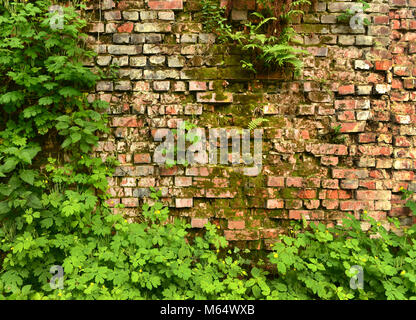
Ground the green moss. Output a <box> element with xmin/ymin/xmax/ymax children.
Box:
<box><xmin>181</xmin><ymin>95</ymin><xmax>195</xmax><ymax>105</ymax></box>
<box><xmin>233</xmin><ymin>93</ymin><xmax>264</xmax><ymax>105</ymax></box>
<box><xmin>280</xmin><ymin>187</ymin><xmax>297</xmax><ymax>199</ymax></box>
<box><xmin>266</xmin><ymin>115</ymin><xmax>286</xmax><ymax>127</ymax></box>
<box><xmin>291</xmin><ymin>154</ymin><xmax>321</xmax><ymax>177</ymax></box>
<box><xmin>200</xmin><ymin>92</ymin><xmax>213</xmax><ymax>100</ymax></box>
<box><xmin>184</xmin><ymin>67</ymin><xmax>219</xmax><ymax>80</ymax></box>
<box><xmin>219</xmin><ymin>67</ymin><xmax>253</xmax><ymax>80</ymax></box>
<box><xmin>297</xmin><ymin>24</ymin><xmax>329</xmax><ymax>34</ymax></box>
<box><xmin>198</xmin><ymin>112</ymin><xmax>232</xmax><ymax>127</ymax></box>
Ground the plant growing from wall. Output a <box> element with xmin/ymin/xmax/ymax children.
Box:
<box><xmin>200</xmin><ymin>0</ymin><xmax>310</xmax><ymax>76</ymax></box>
<box><xmin>337</xmin><ymin>0</ymin><xmax>371</xmax><ymax>27</ymax></box>
<box><xmin>161</xmin><ymin>121</ymin><xmax>201</xmax><ymax>168</ymax></box>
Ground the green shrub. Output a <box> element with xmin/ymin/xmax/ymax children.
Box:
<box><xmin>0</xmin><ymin>0</ymin><xmax>249</xmax><ymax>300</ymax></box>
<box><xmin>265</xmin><ymin>212</ymin><xmax>416</xmax><ymax>300</ymax></box>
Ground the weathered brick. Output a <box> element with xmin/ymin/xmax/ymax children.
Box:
<box><xmin>148</xmin><ymin>0</ymin><xmax>183</xmax><ymax>10</ymax></box>
<box><xmin>108</xmin><ymin>45</ymin><xmax>142</xmax><ymax>55</ymax></box>
<box><xmin>196</xmin><ymin>92</ymin><xmax>233</xmax><ymax>103</ymax></box>
<box><xmin>356</xmin><ymin>190</ymin><xmax>391</xmax><ymax>201</ymax></box>
<box><xmin>134</xmin><ymin>23</ymin><xmax>172</xmax><ymax>33</ymax></box>
<box><xmin>176</xmin><ymin>198</ymin><xmax>193</xmax><ymax>208</ymax></box>
<box><xmin>111</xmin><ymin>116</ymin><xmax>143</xmax><ymax>127</ymax></box>
<box><xmin>267</xmin><ymin>176</ymin><xmax>285</xmax><ymax>187</ymax></box>
<box><xmin>228</xmin><ymin>220</ymin><xmax>245</xmax><ymax>229</ymax></box>
<box><xmin>191</xmin><ymin>218</ymin><xmax>208</xmax><ymax>228</ymax></box>
<box><xmin>266</xmin><ymin>199</ymin><xmax>284</xmax><ymax>209</ymax></box>
<box><xmin>332</xmin><ymin>169</ymin><xmax>368</xmax><ymax>179</ymax></box>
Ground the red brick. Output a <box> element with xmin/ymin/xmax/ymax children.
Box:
<box><xmin>340</xmin><ymin>201</ymin><xmax>374</xmax><ymax>211</ymax></box>
<box><xmin>304</xmin><ymin>200</ymin><xmax>320</xmax><ymax>209</ymax></box>
<box><xmin>322</xmin><ymin>179</ymin><xmax>339</xmax><ymax>189</ymax></box>
<box><xmin>358</xmin><ymin>145</ymin><xmax>392</xmax><ymax>156</ymax></box>
<box><xmin>111</xmin><ymin>116</ymin><xmax>143</xmax><ymax>128</ymax></box>
<box><xmin>338</xmin><ymin>85</ymin><xmax>355</xmax><ymax>95</ymax></box>
<box><xmin>266</xmin><ymin>199</ymin><xmax>284</xmax><ymax>209</ymax></box>
<box><xmin>137</xmin><ymin>177</ymin><xmax>156</xmax><ymax>187</ymax></box>
<box><xmin>374</xmin><ymin>60</ymin><xmax>392</xmax><ymax>71</ymax></box>
<box><xmin>359</xmin><ymin>180</ymin><xmax>377</xmax><ymax>189</ymax></box>
<box><xmin>189</xmin><ymin>81</ymin><xmax>207</xmax><ymax>91</ymax></box>
<box><xmin>335</xmin><ymin>100</ymin><xmax>358</xmax><ymax>110</ymax></box>
<box><xmin>160</xmin><ymin>167</ymin><xmax>179</xmax><ymax>176</ymax></box>
<box><xmin>289</xmin><ymin>210</ymin><xmax>325</xmax><ymax>220</ymax></box>
<box><xmin>148</xmin><ymin>0</ymin><xmax>183</xmax><ymax>10</ymax></box>
<box><xmin>286</xmin><ymin>177</ymin><xmax>303</xmax><ymax>187</ymax></box>
<box><xmin>224</xmin><ymin>230</ymin><xmax>259</xmax><ymax>241</ymax></box>
<box><xmin>228</xmin><ymin>220</ymin><xmax>245</xmax><ymax>229</ymax></box>
<box><xmin>176</xmin><ymin>198</ymin><xmax>193</xmax><ymax>208</ymax></box>
<box><xmin>339</xmin><ymin>122</ymin><xmax>366</xmax><ymax>133</ymax></box>
<box><xmin>134</xmin><ymin>153</ymin><xmax>151</xmax><ymax>163</ymax></box>
<box><xmin>356</xmin><ymin>190</ymin><xmax>391</xmax><ymax>201</ymax></box>
<box><xmin>359</xmin><ymin>133</ymin><xmax>377</xmax><ymax>143</ymax></box>
<box><xmin>325</xmin><ymin>190</ymin><xmax>352</xmax><ymax>200</ymax></box>
<box><xmin>307</xmin><ymin>143</ymin><xmax>348</xmax><ymax>155</ymax></box>
<box><xmin>117</xmin><ymin>22</ymin><xmax>134</xmax><ymax>33</ymax></box>
<box><xmin>394</xmin><ymin>136</ymin><xmax>411</xmax><ymax>147</ymax></box>
<box><xmin>175</xmin><ymin>176</ymin><xmax>192</xmax><ymax>187</ymax></box>
<box><xmin>322</xmin><ymin>199</ymin><xmax>339</xmax><ymax>210</ymax></box>
<box><xmin>191</xmin><ymin>218</ymin><xmax>208</xmax><ymax>228</ymax></box>
<box><xmin>267</xmin><ymin>176</ymin><xmax>285</xmax><ymax>187</ymax></box>
<box><xmin>332</xmin><ymin>169</ymin><xmax>368</xmax><ymax>179</ymax></box>
<box><xmin>297</xmin><ymin>190</ymin><xmax>317</xmax><ymax>199</ymax></box>
<box><xmin>260</xmin><ymin>229</ymin><xmax>282</xmax><ymax>239</ymax></box>
<box><xmin>121</xmin><ymin>198</ymin><xmax>138</xmax><ymax>207</ymax></box>
<box><xmin>373</xmin><ymin>16</ymin><xmax>389</xmax><ymax>24</ymax></box>
<box><xmin>393</xmin><ymin>171</ymin><xmax>415</xmax><ymax>180</ymax></box>
<box><xmin>321</xmin><ymin>156</ymin><xmax>339</xmax><ymax>166</ymax></box>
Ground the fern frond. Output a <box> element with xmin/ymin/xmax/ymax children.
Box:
<box><xmin>248</xmin><ymin>118</ymin><xmax>269</xmax><ymax>130</ymax></box>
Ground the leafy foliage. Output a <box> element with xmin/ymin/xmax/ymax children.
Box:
<box><xmin>161</xmin><ymin>121</ymin><xmax>201</xmax><ymax>168</ymax></box>
<box><xmin>265</xmin><ymin>212</ymin><xmax>416</xmax><ymax>300</ymax></box>
<box><xmin>337</xmin><ymin>0</ymin><xmax>371</xmax><ymax>26</ymax></box>
<box><xmin>200</xmin><ymin>0</ymin><xmax>309</xmax><ymax>75</ymax></box>
<box><xmin>247</xmin><ymin>118</ymin><xmax>269</xmax><ymax>130</ymax></box>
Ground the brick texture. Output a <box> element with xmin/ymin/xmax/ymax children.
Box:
<box><xmin>87</xmin><ymin>0</ymin><xmax>416</xmax><ymax>248</ymax></box>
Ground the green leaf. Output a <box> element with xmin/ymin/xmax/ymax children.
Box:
<box><xmin>38</xmin><ymin>97</ymin><xmax>53</xmax><ymax>105</ymax></box>
<box><xmin>71</xmin><ymin>132</ymin><xmax>82</xmax><ymax>143</ymax></box>
<box><xmin>20</xmin><ymin>170</ymin><xmax>35</xmax><ymax>185</ymax></box>
<box><xmin>0</xmin><ymin>201</ymin><xmax>10</xmax><ymax>215</ymax></box>
<box><xmin>1</xmin><ymin>158</ymin><xmax>19</xmax><ymax>173</ymax></box>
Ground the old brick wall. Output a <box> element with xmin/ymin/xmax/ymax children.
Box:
<box><xmin>85</xmin><ymin>0</ymin><xmax>416</xmax><ymax>249</ymax></box>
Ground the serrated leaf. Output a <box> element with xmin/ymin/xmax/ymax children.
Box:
<box><xmin>20</xmin><ymin>170</ymin><xmax>35</xmax><ymax>185</ymax></box>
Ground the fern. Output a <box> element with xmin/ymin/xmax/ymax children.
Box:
<box><xmin>248</xmin><ymin>118</ymin><xmax>269</xmax><ymax>130</ymax></box>
<box><xmin>199</xmin><ymin>1</ymin><xmax>309</xmax><ymax>75</ymax></box>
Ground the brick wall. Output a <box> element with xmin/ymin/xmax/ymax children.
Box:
<box><xmin>85</xmin><ymin>0</ymin><xmax>416</xmax><ymax>249</ymax></box>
